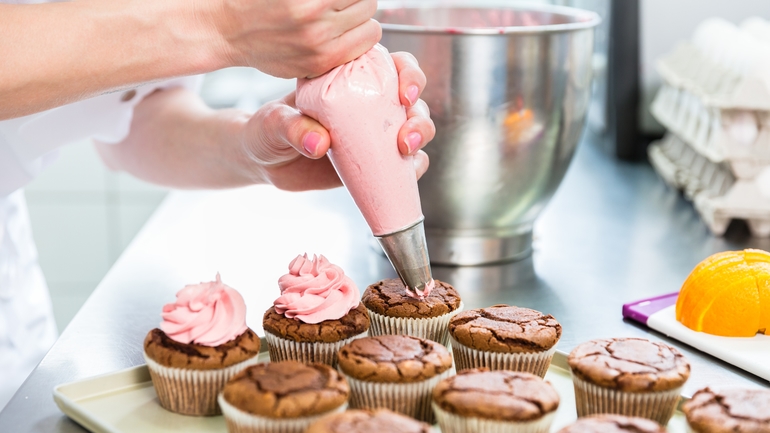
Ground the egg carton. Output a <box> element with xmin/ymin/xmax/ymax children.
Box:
<box><xmin>648</xmin><ymin>133</ymin><xmax>770</xmax><ymax>237</ymax></box>
<box><xmin>663</xmin><ymin>17</ymin><xmax>770</xmax><ymax>110</ymax></box>
<box><xmin>650</xmin><ymin>18</ymin><xmax>770</xmax><ymax>172</ymax></box>
<box><xmin>694</xmin><ymin>181</ymin><xmax>770</xmax><ymax>237</ymax></box>
<box><xmin>656</xmin><ymin>43</ymin><xmax>770</xmax><ymax>111</ymax></box>
<box><xmin>651</xmin><ymin>88</ymin><xmax>770</xmax><ymax>175</ymax></box>
<box><xmin>648</xmin><ymin>133</ymin><xmax>734</xmax><ymax>200</ymax></box>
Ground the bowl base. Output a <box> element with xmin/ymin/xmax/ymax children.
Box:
<box><xmin>426</xmin><ymin>230</ymin><xmax>533</xmax><ymax>266</ymax></box>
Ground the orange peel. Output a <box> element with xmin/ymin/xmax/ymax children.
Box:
<box><xmin>676</xmin><ymin>249</ymin><xmax>770</xmax><ymax>337</ymax></box>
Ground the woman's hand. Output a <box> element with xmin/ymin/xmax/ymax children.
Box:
<box><xmin>240</xmin><ymin>52</ymin><xmax>436</xmax><ymax>191</ymax></box>
<box><xmin>96</xmin><ymin>53</ymin><xmax>433</xmax><ymax>192</ymax></box>
<box><xmin>203</xmin><ymin>0</ymin><xmax>382</xmax><ymax>78</ymax></box>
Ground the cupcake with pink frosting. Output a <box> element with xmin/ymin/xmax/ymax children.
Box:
<box><xmin>143</xmin><ymin>274</ymin><xmax>261</xmax><ymax>416</ymax></box>
<box><xmin>263</xmin><ymin>254</ymin><xmax>370</xmax><ymax>367</ymax></box>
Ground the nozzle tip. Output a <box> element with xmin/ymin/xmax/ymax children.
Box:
<box><xmin>376</xmin><ymin>220</ymin><xmax>433</xmax><ymax>299</ymax></box>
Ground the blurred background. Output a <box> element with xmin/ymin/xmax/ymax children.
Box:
<box><xmin>28</xmin><ymin>0</ymin><xmax>770</xmax><ymax>331</ymax></box>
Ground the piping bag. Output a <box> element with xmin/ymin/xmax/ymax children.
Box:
<box><xmin>296</xmin><ymin>44</ymin><xmax>434</xmax><ymax>298</ymax></box>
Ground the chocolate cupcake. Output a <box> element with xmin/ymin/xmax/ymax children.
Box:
<box><xmin>362</xmin><ymin>278</ymin><xmax>462</xmax><ymax>345</ymax></box>
<box><xmin>337</xmin><ymin>334</ymin><xmax>453</xmax><ymax>423</ymax></box>
<box><xmin>305</xmin><ymin>409</ymin><xmax>433</xmax><ymax>433</ymax></box>
<box><xmin>449</xmin><ymin>305</ymin><xmax>561</xmax><ymax>377</ymax></box>
<box><xmin>218</xmin><ymin>361</ymin><xmax>349</xmax><ymax>433</ymax></box>
<box><xmin>264</xmin><ymin>254</ymin><xmax>369</xmax><ymax>367</ymax></box>
<box><xmin>683</xmin><ymin>387</ymin><xmax>770</xmax><ymax>433</ymax></box>
<box><xmin>568</xmin><ymin>338</ymin><xmax>690</xmax><ymax>425</ymax></box>
<box><xmin>432</xmin><ymin>369</ymin><xmax>560</xmax><ymax>433</ymax></box>
<box><xmin>143</xmin><ymin>274</ymin><xmax>260</xmax><ymax>416</ymax></box>
<box><xmin>557</xmin><ymin>415</ymin><xmax>667</xmax><ymax>433</ymax></box>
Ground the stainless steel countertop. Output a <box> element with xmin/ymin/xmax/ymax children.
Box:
<box><xmin>2</xmin><ymin>138</ymin><xmax>768</xmax><ymax>432</ymax></box>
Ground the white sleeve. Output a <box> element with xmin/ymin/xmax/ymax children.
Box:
<box><xmin>0</xmin><ymin>75</ymin><xmax>204</xmax><ymax>196</ymax></box>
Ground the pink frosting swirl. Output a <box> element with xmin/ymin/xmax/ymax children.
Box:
<box><xmin>406</xmin><ymin>278</ymin><xmax>435</xmax><ymax>299</ymax></box>
<box><xmin>274</xmin><ymin>254</ymin><xmax>360</xmax><ymax>324</ymax></box>
<box><xmin>160</xmin><ymin>273</ymin><xmax>248</xmax><ymax>346</ymax></box>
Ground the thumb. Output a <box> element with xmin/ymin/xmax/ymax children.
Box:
<box><xmin>248</xmin><ymin>93</ymin><xmax>331</xmax><ymax>167</ymax></box>
<box><xmin>280</xmin><ymin>93</ymin><xmax>331</xmax><ymax>160</ymax></box>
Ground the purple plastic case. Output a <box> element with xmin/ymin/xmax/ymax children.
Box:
<box><xmin>622</xmin><ymin>292</ymin><xmax>679</xmax><ymax>326</ymax></box>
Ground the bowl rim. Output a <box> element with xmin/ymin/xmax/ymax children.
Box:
<box><xmin>376</xmin><ymin>0</ymin><xmax>602</xmax><ymax>35</ymax></box>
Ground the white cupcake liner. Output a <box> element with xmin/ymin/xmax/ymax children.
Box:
<box><xmin>218</xmin><ymin>395</ymin><xmax>347</xmax><ymax>433</ymax></box>
<box><xmin>144</xmin><ymin>352</ymin><xmax>261</xmax><ymax>416</ymax></box>
<box><xmin>571</xmin><ymin>373</ymin><xmax>682</xmax><ymax>425</ymax></box>
<box><xmin>450</xmin><ymin>336</ymin><xmax>556</xmax><ymax>378</ymax></box>
<box><xmin>367</xmin><ymin>302</ymin><xmax>464</xmax><ymax>346</ymax></box>
<box><xmin>341</xmin><ymin>368</ymin><xmax>453</xmax><ymax>424</ymax></box>
<box><xmin>433</xmin><ymin>402</ymin><xmax>556</xmax><ymax>433</ymax></box>
<box><xmin>264</xmin><ymin>331</ymin><xmax>367</xmax><ymax>368</ymax></box>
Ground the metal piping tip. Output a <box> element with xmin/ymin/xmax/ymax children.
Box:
<box><xmin>376</xmin><ymin>219</ymin><xmax>433</xmax><ymax>298</ymax></box>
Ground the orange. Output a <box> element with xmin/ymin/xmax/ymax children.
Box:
<box><xmin>676</xmin><ymin>251</ymin><xmax>745</xmax><ymax>321</ymax></box>
<box><xmin>504</xmin><ymin>109</ymin><xmax>535</xmax><ymax>144</ymax></box>
<box><xmin>676</xmin><ymin>249</ymin><xmax>770</xmax><ymax>337</ymax></box>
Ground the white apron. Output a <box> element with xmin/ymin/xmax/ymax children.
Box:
<box><xmin>0</xmin><ymin>27</ymin><xmax>201</xmax><ymax>405</ymax></box>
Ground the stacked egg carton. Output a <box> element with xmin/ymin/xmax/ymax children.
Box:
<box><xmin>648</xmin><ymin>17</ymin><xmax>770</xmax><ymax>236</ymax></box>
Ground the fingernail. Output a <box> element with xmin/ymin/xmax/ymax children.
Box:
<box><xmin>405</xmin><ymin>132</ymin><xmax>422</xmax><ymax>153</ymax></box>
<box><xmin>405</xmin><ymin>85</ymin><xmax>419</xmax><ymax>106</ymax></box>
<box><xmin>303</xmin><ymin>132</ymin><xmax>321</xmax><ymax>156</ymax></box>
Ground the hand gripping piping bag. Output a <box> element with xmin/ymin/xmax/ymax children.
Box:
<box><xmin>296</xmin><ymin>44</ymin><xmax>433</xmax><ymax>297</ymax></box>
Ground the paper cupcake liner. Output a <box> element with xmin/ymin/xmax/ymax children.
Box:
<box><xmin>265</xmin><ymin>331</ymin><xmax>367</xmax><ymax>368</ymax></box>
<box><xmin>341</xmin><ymin>368</ymin><xmax>453</xmax><ymax>424</ymax></box>
<box><xmin>433</xmin><ymin>402</ymin><xmax>556</xmax><ymax>433</ymax></box>
<box><xmin>144</xmin><ymin>352</ymin><xmax>260</xmax><ymax>416</ymax></box>
<box><xmin>450</xmin><ymin>336</ymin><xmax>556</xmax><ymax>378</ymax></box>
<box><xmin>571</xmin><ymin>373</ymin><xmax>682</xmax><ymax>425</ymax></box>
<box><xmin>367</xmin><ymin>302</ymin><xmax>464</xmax><ymax>346</ymax></box>
<box><xmin>218</xmin><ymin>394</ymin><xmax>347</xmax><ymax>433</ymax></box>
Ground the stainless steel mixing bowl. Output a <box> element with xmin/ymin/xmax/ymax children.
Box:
<box><xmin>377</xmin><ymin>1</ymin><xmax>600</xmax><ymax>265</ymax></box>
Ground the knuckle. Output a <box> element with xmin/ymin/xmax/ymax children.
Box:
<box><xmin>287</xmin><ymin>2</ymin><xmax>322</xmax><ymax>25</ymax></box>
<box><xmin>419</xmin><ymin>99</ymin><xmax>431</xmax><ymax>117</ymax></box>
<box><xmin>364</xmin><ymin>0</ymin><xmax>378</xmax><ymax>17</ymax></box>
<box><xmin>408</xmin><ymin>99</ymin><xmax>430</xmax><ymax>119</ymax></box>
<box><xmin>260</xmin><ymin>104</ymin><xmax>293</xmax><ymax>139</ymax></box>
<box><xmin>306</xmin><ymin>54</ymin><xmax>331</xmax><ymax>76</ymax></box>
<box><xmin>393</xmin><ymin>51</ymin><xmax>419</xmax><ymax>67</ymax></box>
<box><xmin>402</xmin><ymin>51</ymin><xmax>419</xmax><ymax>66</ymax></box>
<box><xmin>371</xmin><ymin>20</ymin><xmax>383</xmax><ymax>40</ymax></box>
<box><xmin>303</xmin><ymin>23</ymin><xmax>333</xmax><ymax>45</ymax></box>
<box><xmin>425</xmin><ymin>113</ymin><xmax>436</xmax><ymax>133</ymax></box>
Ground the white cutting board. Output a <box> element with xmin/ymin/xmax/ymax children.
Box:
<box><xmin>647</xmin><ymin>305</ymin><xmax>770</xmax><ymax>382</ymax></box>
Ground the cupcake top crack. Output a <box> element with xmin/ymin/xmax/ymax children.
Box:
<box><xmin>362</xmin><ymin>279</ymin><xmax>461</xmax><ymax>318</ymax></box>
<box><xmin>262</xmin><ymin>303</ymin><xmax>370</xmax><ymax>343</ymax></box>
<box><xmin>683</xmin><ymin>387</ymin><xmax>770</xmax><ymax>433</ymax></box>
<box><xmin>337</xmin><ymin>335</ymin><xmax>452</xmax><ymax>382</ymax></box>
<box><xmin>221</xmin><ymin>361</ymin><xmax>349</xmax><ymax>418</ymax></box>
<box><xmin>556</xmin><ymin>415</ymin><xmax>667</xmax><ymax>433</ymax></box>
<box><xmin>567</xmin><ymin>338</ymin><xmax>690</xmax><ymax>392</ymax></box>
<box><xmin>432</xmin><ymin>369</ymin><xmax>559</xmax><ymax>421</ymax></box>
<box><xmin>143</xmin><ymin>328</ymin><xmax>260</xmax><ymax>370</ymax></box>
<box><xmin>449</xmin><ymin>305</ymin><xmax>561</xmax><ymax>353</ymax></box>
<box><xmin>305</xmin><ymin>409</ymin><xmax>432</xmax><ymax>433</ymax></box>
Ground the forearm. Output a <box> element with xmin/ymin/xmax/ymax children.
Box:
<box><xmin>96</xmin><ymin>87</ymin><xmax>259</xmax><ymax>189</ymax></box>
<box><xmin>0</xmin><ymin>0</ymin><xmax>225</xmax><ymax>120</ymax></box>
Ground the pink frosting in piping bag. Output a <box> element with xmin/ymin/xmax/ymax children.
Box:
<box><xmin>274</xmin><ymin>254</ymin><xmax>360</xmax><ymax>324</ymax></box>
<box><xmin>295</xmin><ymin>44</ymin><xmax>423</xmax><ymax>236</ymax></box>
<box><xmin>160</xmin><ymin>273</ymin><xmax>248</xmax><ymax>346</ymax></box>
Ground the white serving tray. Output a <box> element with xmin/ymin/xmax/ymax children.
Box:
<box><xmin>54</xmin><ymin>351</ymin><xmax>689</xmax><ymax>433</ymax></box>
<box><xmin>647</xmin><ymin>305</ymin><xmax>770</xmax><ymax>382</ymax></box>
